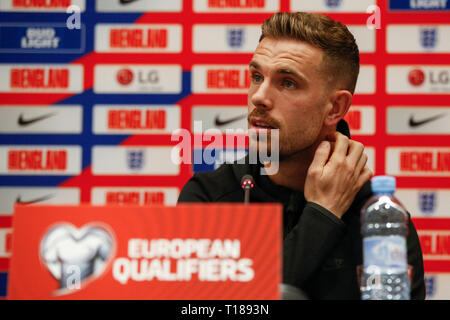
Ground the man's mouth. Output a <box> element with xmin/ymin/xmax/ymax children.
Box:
<box><xmin>249</xmin><ymin>117</ymin><xmax>277</xmax><ymax>130</ymax></box>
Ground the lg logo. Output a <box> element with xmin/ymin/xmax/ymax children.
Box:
<box><xmin>117</xmin><ymin>68</ymin><xmax>134</xmax><ymax>86</ymax></box>
<box><xmin>408</xmin><ymin>69</ymin><xmax>425</xmax><ymax>86</ymax></box>
<box><xmin>408</xmin><ymin>69</ymin><xmax>449</xmax><ymax>87</ymax></box>
<box><xmin>116</xmin><ymin>69</ymin><xmax>160</xmax><ymax>86</ymax></box>
<box><xmin>138</xmin><ymin>70</ymin><xmax>159</xmax><ymax>84</ymax></box>
<box><xmin>430</xmin><ymin>71</ymin><xmax>449</xmax><ymax>84</ymax></box>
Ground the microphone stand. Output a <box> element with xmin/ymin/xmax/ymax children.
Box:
<box><xmin>241</xmin><ymin>174</ymin><xmax>254</xmax><ymax>205</ymax></box>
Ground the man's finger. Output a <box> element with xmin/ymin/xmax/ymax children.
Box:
<box><xmin>308</xmin><ymin>141</ymin><xmax>331</xmax><ymax>174</ymax></box>
<box><xmin>357</xmin><ymin>166</ymin><xmax>373</xmax><ymax>188</ymax></box>
<box><xmin>347</xmin><ymin>140</ymin><xmax>365</xmax><ymax>168</ymax></box>
<box><xmin>355</xmin><ymin>152</ymin><xmax>368</xmax><ymax>175</ymax></box>
<box><xmin>329</xmin><ymin>132</ymin><xmax>349</xmax><ymax>164</ymax></box>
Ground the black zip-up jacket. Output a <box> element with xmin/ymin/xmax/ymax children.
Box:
<box><xmin>178</xmin><ymin>123</ymin><xmax>425</xmax><ymax>300</ymax></box>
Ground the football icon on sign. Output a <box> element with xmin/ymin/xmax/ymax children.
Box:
<box><xmin>39</xmin><ymin>223</ymin><xmax>115</xmax><ymax>294</ymax></box>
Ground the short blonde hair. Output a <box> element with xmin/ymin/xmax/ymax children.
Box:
<box><xmin>260</xmin><ymin>12</ymin><xmax>360</xmax><ymax>94</ymax></box>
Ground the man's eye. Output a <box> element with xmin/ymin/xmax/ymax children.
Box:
<box><xmin>283</xmin><ymin>79</ymin><xmax>296</xmax><ymax>88</ymax></box>
<box><xmin>251</xmin><ymin>73</ymin><xmax>263</xmax><ymax>83</ymax></box>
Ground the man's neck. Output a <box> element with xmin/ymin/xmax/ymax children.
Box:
<box><xmin>264</xmin><ymin>143</ymin><xmax>318</xmax><ymax>192</ymax></box>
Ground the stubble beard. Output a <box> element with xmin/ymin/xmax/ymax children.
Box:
<box><xmin>277</xmin><ymin>129</ymin><xmax>320</xmax><ymax>162</ymax></box>
<box><xmin>249</xmin><ymin>129</ymin><xmax>313</xmax><ymax>161</ymax></box>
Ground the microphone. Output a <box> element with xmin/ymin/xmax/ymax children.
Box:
<box><xmin>240</xmin><ymin>174</ymin><xmax>254</xmax><ymax>204</ymax></box>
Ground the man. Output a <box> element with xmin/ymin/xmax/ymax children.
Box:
<box><xmin>178</xmin><ymin>12</ymin><xmax>425</xmax><ymax>299</ymax></box>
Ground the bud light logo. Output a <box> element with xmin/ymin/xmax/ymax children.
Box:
<box><xmin>420</xmin><ymin>27</ymin><xmax>437</xmax><ymax>49</ymax></box>
<box><xmin>424</xmin><ymin>275</ymin><xmax>436</xmax><ymax>298</ymax></box>
<box><xmin>227</xmin><ymin>28</ymin><xmax>245</xmax><ymax>49</ymax></box>
<box><xmin>0</xmin><ymin>25</ymin><xmax>84</xmax><ymax>54</ymax></box>
<box><xmin>40</xmin><ymin>223</ymin><xmax>115</xmax><ymax>294</ymax></box>
<box><xmin>389</xmin><ymin>0</ymin><xmax>450</xmax><ymax>11</ymax></box>
<box><xmin>418</xmin><ymin>192</ymin><xmax>437</xmax><ymax>215</ymax></box>
<box><xmin>325</xmin><ymin>0</ymin><xmax>342</xmax><ymax>8</ymax></box>
<box><xmin>408</xmin><ymin>69</ymin><xmax>426</xmax><ymax>86</ymax></box>
<box><xmin>127</xmin><ymin>149</ymin><xmax>145</xmax><ymax>170</ymax></box>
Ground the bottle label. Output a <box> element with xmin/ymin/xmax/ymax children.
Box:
<box><xmin>363</xmin><ymin>236</ymin><xmax>407</xmax><ymax>270</ymax></box>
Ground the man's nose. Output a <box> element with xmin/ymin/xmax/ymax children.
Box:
<box><xmin>250</xmin><ymin>79</ymin><xmax>273</xmax><ymax>111</ymax></box>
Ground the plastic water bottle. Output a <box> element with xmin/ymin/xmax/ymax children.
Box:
<box><xmin>360</xmin><ymin>176</ymin><xmax>410</xmax><ymax>300</ymax></box>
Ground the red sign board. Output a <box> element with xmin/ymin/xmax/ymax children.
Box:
<box><xmin>7</xmin><ymin>204</ymin><xmax>282</xmax><ymax>300</ymax></box>
<box><xmin>412</xmin><ymin>218</ymin><xmax>450</xmax><ymax>272</ymax></box>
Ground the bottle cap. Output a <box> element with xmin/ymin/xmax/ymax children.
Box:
<box><xmin>371</xmin><ymin>175</ymin><xmax>396</xmax><ymax>194</ymax></box>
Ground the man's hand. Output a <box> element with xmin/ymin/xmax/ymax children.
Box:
<box><xmin>304</xmin><ymin>132</ymin><xmax>373</xmax><ymax>219</ymax></box>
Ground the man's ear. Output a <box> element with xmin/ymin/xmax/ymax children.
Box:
<box><xmin>324</xmin><ymin>90</ymin><xmax>353</xmax><ymax>127</ymax></box>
